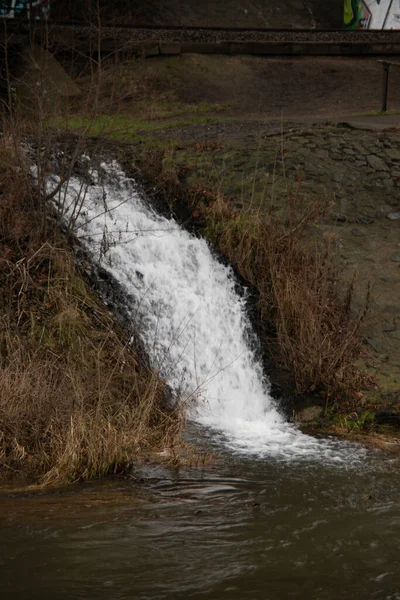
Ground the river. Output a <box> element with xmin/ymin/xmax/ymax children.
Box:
<box><xmin>1</xmin><ymin>430</ymin><xmax>400</xmax><ymax>599</ymax></box>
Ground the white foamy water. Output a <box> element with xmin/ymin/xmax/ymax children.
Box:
<box><xmin>46</xmin><ymin>159</ymin><xmax>364</xmax><ymax>461</ymax></box>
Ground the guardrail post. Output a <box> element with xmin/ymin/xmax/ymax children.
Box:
<box><xmin>381</xmin><ymin>61</ymin><xmax>390</xmax><ymax>113</ymax></box>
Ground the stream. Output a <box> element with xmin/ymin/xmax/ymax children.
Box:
<box><xmin>1</xmin><ymin>437</ymin><xmax>400</xmax><ymax>599</ymax></box>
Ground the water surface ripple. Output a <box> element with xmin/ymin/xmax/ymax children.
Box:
<box><xmin>2</xmin><ymin>449</ymin><xmax>400</xmax><ymax>600</ymax></box>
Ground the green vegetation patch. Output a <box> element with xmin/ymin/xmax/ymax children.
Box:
<box><xmin>51</xmin><ymin>114</ymin><xmax>227</xmax><ymax>143</ymax></box>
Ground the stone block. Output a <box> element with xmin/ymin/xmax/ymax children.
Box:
<box><xmin>180</xmin><ymin>42</ymin><xmax>230</xmax><ymax>54</ymax></box>
<box><xmin>143</xmin><ymin>44</ymin><xmax>159</xmax><ymax>57</ymax></box>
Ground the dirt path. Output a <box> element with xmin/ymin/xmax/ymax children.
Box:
<box><xmin>137</xmin><ymin>55</ymin><xmax>400</xmax><ymax>121</ymax></box>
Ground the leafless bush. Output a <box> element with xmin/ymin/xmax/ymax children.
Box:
<box><xmin>0</xmin><ymin>13</ymin><xmax>185</xmax><ymax>483</ymax></box>
<box><xmin>202</xmin><ymin>191</ymin><xmax>368</xmax><ymax>404</ymax></box>
<box><xmin>0</xmin><ymin>146</ymin><xmax>182</xmax><ymax>482</ymax></box>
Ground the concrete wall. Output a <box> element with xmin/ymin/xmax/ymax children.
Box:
<box><xmin>150</xmin><ymin>40</ymin><xmax>400</xmax><ymax>57</ymax></box>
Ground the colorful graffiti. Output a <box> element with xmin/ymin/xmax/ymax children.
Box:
<box><xmin>0</xmin><ymin>1</ymin><xmax>49</xmax><ymax>19</ymax></box>
<box><xmin>344</xmin><ymin>0</ymin><xmax>400</xmax><ymax>29</ymax></box>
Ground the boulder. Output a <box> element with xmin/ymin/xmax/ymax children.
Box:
<box><xmin>295</xmin><ymin>405</ymin><xmax>323</xmax><ymax>422</ymax></box>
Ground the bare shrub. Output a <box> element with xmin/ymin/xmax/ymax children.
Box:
<box><xmin>0</xmin><ymin>135</ymin><xmax>182</xmax><ymax>484</ymax></box>
<box><xmin>201</xmin><ymin>191</ymin><xmax>367</xmax><ymax>404</ymax></box>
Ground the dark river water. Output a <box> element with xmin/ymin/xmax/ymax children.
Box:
<box><xmin>1</xmin><ymin>436</ymin><xmax>400</xmax><ymax>600</ymax></box>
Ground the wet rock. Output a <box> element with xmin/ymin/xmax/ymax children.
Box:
<box><xmin>374</xmin><ymin>410</ymin><xmax>400</xmax><ymax>427</ymax></box>
<box><xmin>390</xmin><ymin>253</ymin><xmax>400</xmax><ymax>262</ymax></box>
<box><xmin>386</xmin><ymin>148</ymin><xmax>400</xmax><ymax>160</ymax></box>
<box><xmin>366</xmin><ymin>155</ymin><xmax>389</xmax><ymax>171</ymax></box>
<box><xmin>295</xmin><ymin>405</ymin><xmax>323</xmax><ymax>422</ymax></box>
<box><xmin>387</xmin><ymin>212</ymin><xmax>400</xmax><ymax>220</ymax></box>
<box><xmin>354</xmin><ymin>216</ymin><xmax>374</xmax><ymax>225</ymax></box>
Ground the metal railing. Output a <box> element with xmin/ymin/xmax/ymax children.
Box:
<box><xmin>379</xmin><ymin>59</ymin><xmax>400</xmax><ymax>112</ymax></box>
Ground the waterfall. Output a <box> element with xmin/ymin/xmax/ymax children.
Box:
<box><xmin>47</xmin><ymin>159</ymin><xmax>363</xmax><ymax>460</ymax></box>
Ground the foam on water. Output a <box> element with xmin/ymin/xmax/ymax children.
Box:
<box><xmin>46</xmin><ymin>159</ymin><xmax>364</xmax><ymax>462</ymax></box>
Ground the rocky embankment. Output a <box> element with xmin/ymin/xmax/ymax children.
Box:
<box><xmin>296</xmin><ymin>125</ymin><xmax>400</xmax><ymax>415</ymax></box>
<box><xmin>273</xmin><ymin>124</ymin><xmax>400</xmax><ymax>413</ymax></box>
<box><xmin>152</xmin><ymin>120</ymin><xmax>400</xmax><ymax>416</ymax></box>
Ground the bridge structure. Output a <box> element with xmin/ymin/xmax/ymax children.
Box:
<box><xmin>3</xmin><ymin>22</ymin><xmax>400</xmax><ymax>58</ymax></box>
<box><xmin>1</xmin><ymin>1</ymin><xmax>400</xmax><ymax>59</ymax></box>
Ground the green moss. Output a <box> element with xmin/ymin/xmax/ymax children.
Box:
<box><xmin>50</xmin><ymin>114</ymin><xmax>227</xmax><ymax>142</ymax></box>
<box><xmin>335</xmin><ymin>411</ymin><xmax>375</xmax><ymax>432</ymax></box>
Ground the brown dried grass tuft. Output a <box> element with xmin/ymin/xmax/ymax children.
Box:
<box><xmin>201</xmin><ymin>191</ymin><xmax>367</xmax><ymax>404</ymax></box>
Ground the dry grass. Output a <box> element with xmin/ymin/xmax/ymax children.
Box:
<box><xmin>202</xmin><ymin>192</ymin><xmax>368</xmax><ymax>404</ymax></box>
<box><xmin>0</xmin><ymin>136</ymin><xmax>182</xmax><ymax>485</ymax></box>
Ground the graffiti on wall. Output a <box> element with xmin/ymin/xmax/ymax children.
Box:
<box><xmin>344</xmin><ymin>0</ymin><xmax>400</xmax><ymax>29</ymax></box>
<box><xmin>0</xmin><ymin>1</ymin><xmax>49</xmax><ymax>19</ymax></box>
